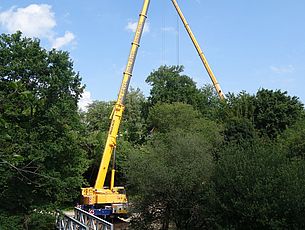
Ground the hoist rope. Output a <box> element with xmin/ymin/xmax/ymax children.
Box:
<box><xmin>161</xmin><ymin>0</ymin><xmax>166</xmax><ymax>65</ymax></box>
<box><xmin>176</xmin><ymin>11</ymin><xmax>180</xmax><ymax>66</ymax></box>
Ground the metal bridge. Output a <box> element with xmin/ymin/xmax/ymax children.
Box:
<box><xmin>55</xmin><ymin>207</ymin><xmax>113</xmax><ymax>230</ymax></box>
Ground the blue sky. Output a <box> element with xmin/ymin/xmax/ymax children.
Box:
<box><xmin>1</xmin><ymin>1</ymin><xmax>305</xmax><ymax>109</ymax></box>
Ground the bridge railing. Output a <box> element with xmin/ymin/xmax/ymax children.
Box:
<box><xmin>55</xmin><ymin>210</ymin><xmax>89</xmax><ymax>230</ymax></box>
<box><xmin>74</xmin><ymin>207</ymin><xmax>113</xmax><ymax>230</ymax></box>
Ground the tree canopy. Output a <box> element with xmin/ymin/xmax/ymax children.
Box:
<box><xmin>146</xmin><ymin>65</ymin><xmax>200</xmax><ymax>107</ymax></box>
<box><xmin>127</xmin><ymin>103</ymin><xmax>222</xmax><ymax>229</ymax></box>
<box><xmin>0</xmin><ymin>32</ymin><xmax>88</xmax><ymax>229</ymax></box>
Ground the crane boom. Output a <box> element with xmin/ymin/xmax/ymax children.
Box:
<box><xmin>94</xmin><ymin>0</ymin><xmax>150</xmax><ymax>189</ymax></box>
<box><xmin>171</xmin><ymin>0</ymin><xmax>225</xmax><ymax>99</ymax></box>
<box><xmin>81</xmin><ymin>0</ymin><xmax>150</xmax><ymax>216</ymax></box>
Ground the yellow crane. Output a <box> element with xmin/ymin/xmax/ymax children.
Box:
<box><xmin>81</xmin><ymin>0</ymin><xmax>224</xmax><ymax>216</ymax></box>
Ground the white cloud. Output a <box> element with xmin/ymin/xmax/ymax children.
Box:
<box><xmin>0</xmin><ymin>4</ymin><xmax>55</xmax><ymax>38</ymax></box>
<box><xmin>125</xmin><ymin>21</ymin><xmax>150</xmax><ymax>33</ymax></box>
<box><xmin>270</xmin><ymin>65</ymin><xmax>295</xmax><ymax>74</ymax></box>
<box><xmin>0</xmin><ymin>4</ymin><xmax>75</xmax><ymax>49</ymax></box>
<box><xmin>52</xmin><ymin>31</ymin><xmax>75</xmax><ymax>49</ymax></box>
<box><xmin>78</xmin><ymin>90</ymin><xmax>93</xmax><ymax>112</ymax></box>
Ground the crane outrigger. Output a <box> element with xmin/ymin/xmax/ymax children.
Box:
<box><xmin>81</xmin><ymin>0</ymin><xmax>224</xmax><ymax>216</ymax></box>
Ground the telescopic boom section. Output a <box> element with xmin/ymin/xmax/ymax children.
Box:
<box><xmin>94</xmin><ymin>0</ymin><xmax>150</xmax><ymax>189</ymax></box>
<box><xmin>171</xmin><ymin>0</ymin><xmax>225</xmax><ymax>100</ymax></box>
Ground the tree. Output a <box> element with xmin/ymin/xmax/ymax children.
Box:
<box><xmin>81</xmin><ymin>88</ymin><xmax>146</xmax><ymax>186</ymax></box>
<box><xmin>80</xmin><ymin>101</ymin><xmax>114</xmax><ymax>185</ymax></box>
<box><xmin>0</xmin><ymin>32</ymin><xmax>88</xmax><ymax>228</ymax></box>
<box><xmin>222</xmin><ymin>91</ymin><xmax>256</xmax><ymax>121</ymax></box>
<box><xmin>220</xmin><ymin>89</ymin><xmax>304</xmax><ymax>142</ymax></box>
<box><xmin>146</xmin><ymin>65</ymin><xmax>200</xmax><ymax>108</ymax></box>
<box><xmin>279</xmin><ymin>119</ymin><xmax>305</xmax><ymax>159</ymax></box>
<box><xmin>196</xmin><ymin>84</ymin><xmax>223</xmax><ymax>119</ymax></box>
<box><xmin>122</xmin><ymin>87</ymin><xmax>147</xmax><ymax>144</ymax></box>
<box><xmin>126</xmin><ymin>103</ymin><xmax>223</xmax><ymax>229</ymax></box>
<box><xmin>147</xmin><ymin>102</ymin><xmax>204</xmax><ymax>133</ymax></box>
<box><xmin>213</xmin><ymin>138</ymin><xmax>305</xmax><ymax>229</ymax></box>
<box><xmin>83</xmin><ymin>100</ymin><xmax>113</xmax><ymax>132</ymax></box>
<box><xmin>223</xmin><ymin>116</ymin><xmax>256</xmax><ymax>144</ymax></box>
<box><xmin>253</xmin><ymin>89</ymin><xmax>304</xmax><ymax>138</ymax></box>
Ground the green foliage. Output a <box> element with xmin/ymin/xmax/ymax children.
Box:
<box><xmin>127</xmin><ymin>103</ymin><xmax>223</xmax><ymax>229</ymax></box>
<box><xmin>223</xmin><ymin>117</ymin><xmax>256</xmax><ymax>144</ymax></box>
<box><xmin>197</xmin><ymin>84</ymin><xmax>223</xmax><ymax>119</ymax></box>
<box><xmin>83</xmin><ymin>101</ymin><xmax>114</xmax><ymax>132</ymax></box>
<box><xmin>213</xmin><ymin>139</ymin><xmax>305</xmax><ymax>229</ymax></box>
<box><xmin>146</xmin><ymin>65</ymin><xmax>200</xmax><ymax>108</ymax></box>
<box><xmin>147</xmin><ymin>102</ymin><xmax>203</xmax><ymax>133</ymax></box>
<box><xmin>25</xmin><ymin>211</ymin><xmax>55</xmax><ymax>230</ymax></box>
<box><xmin>222</xmin><ymin>89</ymin><xmax>304</xmax><ymax>140</ymax></box>
<box><xmin>0</xmin><ymin>32</ymin><xmax>88</xmax><ymax>226</ymax></box>
<box><xmin>80</xmin><ymin>101</ymin><xmax>113</xmax><ymax>185</ymax></box>
<box><xmin>253</xmin><ymin>89</ymin><xmax>304</xmax><ymax>138</ymax></box>
<box><xmin>223</xmin><ymin>91</ymin><xmax>256</xmax><ymax>120</ymax></box>
<box><xmin>80</xmin><ymin>101</ymin><xmax>112</xmax><ymax>177</ymax></box>
<box><xmin>279</xmin><ymin>119</ymin><xmax>305</xmax><ymax>159</ymax></box>
<box><xmin>145</xmin><ymin>65</ymin><xmax>223</xmax><ymax>121</ymax></box>
<box><xmin>0</xmin><ymin>211</ymin><xmax>55</xmax><ymax>230</ymax></box>
<box><xmin>122</xmin><ymin>87</ymin><xmax>147</xmax><ymax>144</ymax></box>
<box><xmin>0</xmin><ymin>213</ymin><xmax>23</xmax><ymax>230</ymax></box>
<box><xmin>124</xmin><ymin>72</ymin><xmax>305</xmax><ymax>229</ymax></box>
<box><xmin>80</xmin><ymin>88</ymin><xmax>146</xmax><ymax>186</ymax></box>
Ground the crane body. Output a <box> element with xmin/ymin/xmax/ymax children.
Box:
<box><xmin>81</xmin><ymin>0</ymin><xmax>224</xmax><ymax>217</ymax></box>
<box><xmin>81</xmin><ymin>0</ymin><xmax>150</xmax><ymax>216</ymax></box>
